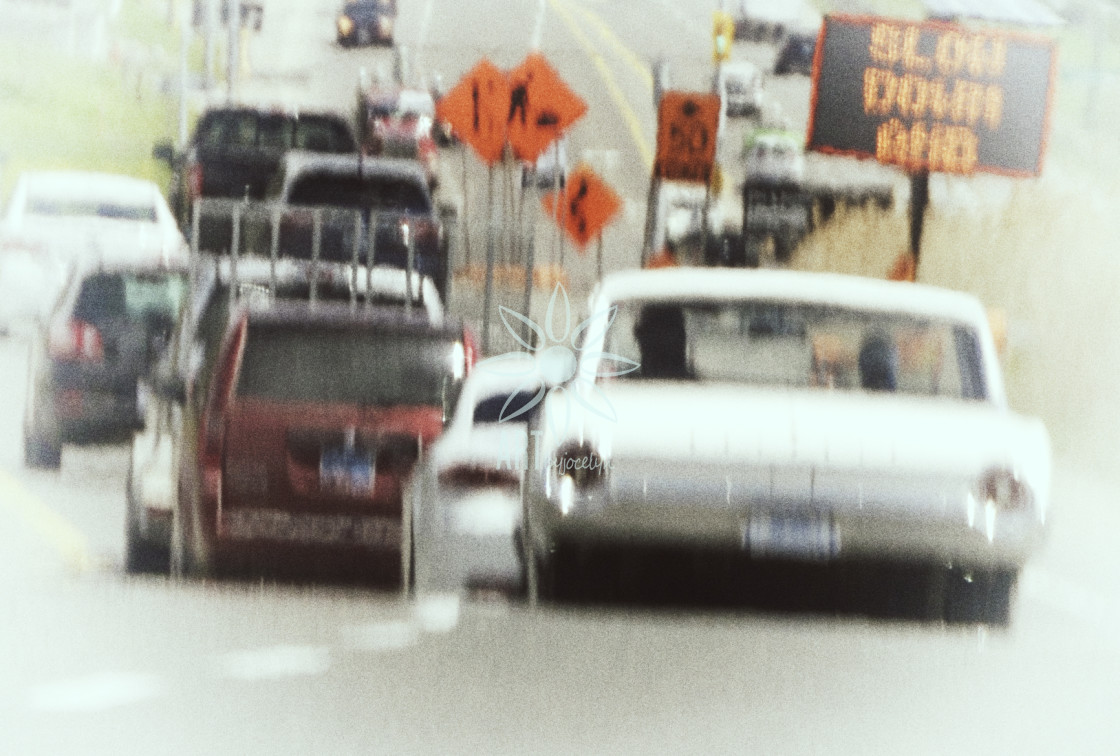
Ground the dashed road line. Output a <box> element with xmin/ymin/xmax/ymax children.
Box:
<box><xmin>548</xmin><ymin>0</ymin><xmax>654</xmax><ymax>169</ymax></box>
<box><xmin>27</xmin><ymin>672</ymin><xmax>162</xmax><ymax>712</ymax></box>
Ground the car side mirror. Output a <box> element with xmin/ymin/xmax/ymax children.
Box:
<box><xmin>152</xmin><ymin>142</ymin><xmax>175</xmax><ymax>165</ymax></box>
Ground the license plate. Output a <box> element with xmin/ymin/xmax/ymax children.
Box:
<box><xmin>319</xmin><ymin>446</ymin><xmax>374</xmax><ymax>495</ymax></box>
<box><xmin>744</xmin><ymin>511</ymin><xmax>839</xmax><ymax>561</ymax></box>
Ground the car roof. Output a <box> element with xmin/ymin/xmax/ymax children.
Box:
<box><xmin>721</xmin><ymin>60</ymin><xmax>762</xmax><ymax>77</ymax></box>
<box><xmin>199</xmin><ymin>105</ymin><xmax>350</xmax><ymax>122</ymax></box>
<box><xmin>592</xmin><ymin>268</ymin><xmax>990</xmax><ymax>328</ymax></box>
<box><xmin>279</xmin><ymin>152</ymin><xmax>429</xmax><ymax>185</ymax></box>
<box><xmin>17</xmin><ymin>171</ymin><xmax>161</xmax><ymax>204</ymax></box>
<box><xmin>241</xmin><ymin>298</ymin><xmax>463</xmax><ymax>337</ymax></box>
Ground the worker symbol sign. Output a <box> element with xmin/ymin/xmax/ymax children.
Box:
<box><xmin>435</xmin><ymin>58</ymin><xmax>511</xmax><ymax>165</ymax></box>
<box><xmin>506</xmin><ymin>52</ymin><xmax>588</xmax><ymax>165</ymax></box>
<box><xmin>654</xmin><ymin>91</ymin><xmax>721</xmax><ymax>183</ymax></box>
<box><xmin>542</xmin><ymin>164</ymin><xmax>622</xmax><ymax>251</ymax></box>
<box><xmin>435</xmin><ymin>53</ymin><xmax>587</xmax><ymax>167</ymax></box>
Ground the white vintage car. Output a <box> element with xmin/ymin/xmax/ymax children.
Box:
<box><xmin>521</xmin><ymin>268</ymin><xmax>1051</xmax><ymax>625</ymax></box>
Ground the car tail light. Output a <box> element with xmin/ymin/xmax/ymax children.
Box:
<box><xmin>976</xmin><ymin>468</ymin><xmax>1032</xmax><ymax>513</ymax></box>
<box><xmin>0</xmin><ymin>235</ymin><xmax>47</xmax><ymax>256</ymax></box>
<box><xmin>439</xmin><ymin>465</ymin><xmax>519</xmax><ymax>489</ymax></box>
<box><xmin>462</xmin><ymin>327</ymin><xmax>478</xmax><ymax>373</ymax></box>
<box><xmin>49</xmin><ymin>320</ymin><xmax>104</xmax><ymax>363</ymax></box>
<box><xmin>187</xmin><ymin>162</ymin><xmax>204</xmax><ymax>201</ymax></box>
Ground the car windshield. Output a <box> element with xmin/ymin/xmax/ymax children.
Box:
<box><xmin>236</xmin><ymin>324</ymin><xmax>461</xmax><ymax>406</ymax></box>
<box><xmin>604</xmin><ymin>300</ymin><xmax>987</xmax><ymax>400</ymax></box>
<box><xmin>472</xmin><ymin>389</ymin><xmax>541</xmax><ymax>424</ymax></box>
<box><xmin>72</xmin><ymin>270</ymin><xmax>188</xmax><ymax>323</ymax></box>
<box><xmin>26</xmin><ymin>196</ymin><xmax>157</xmax><ymax>223</ymax></box>
<box><xmin>287</xmin><ymin>174</ymin><xmax>431</xmax><ymax>213</ymax></box>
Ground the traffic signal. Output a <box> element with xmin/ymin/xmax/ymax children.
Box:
<box><xmin>713</xmin><ymin>11</ymin><xmax>734</xmax><ymax>63</ymax></box>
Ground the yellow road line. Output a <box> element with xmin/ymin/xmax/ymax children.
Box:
<box><xmin>566</xmin><ymin>0</ymin><xmax>654</xmax><ymax>92</ymax></box>
<box><xmin>548</xmin><ymin>0</ymin><xmax>654</xmax><ymax>170</ymax></box>
<box><xmin>0</xmin><ymin>468</ymin><xmax>93</xmax><ymax>573</ymax></box>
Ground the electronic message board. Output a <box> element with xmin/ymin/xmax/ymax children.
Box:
<box><xmin>807</xmin><ymin>15</ymin><xmax>1056</xmax><ymax>177</ymax></box>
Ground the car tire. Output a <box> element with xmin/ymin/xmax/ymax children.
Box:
<box><xmin>944</xmin><ymin>568</ymin><xmax>1017</xmax><ymax>627</ymax></box>
<box><xmin>124</xmin><ymin>456</ymin><xmax>170</xmax><ymax>575</ymax></box>
<box><xmin>170</xmin><ymin>499</ymin><xmax>216</xmax><ymax>581</ymax></box>
<box><xmin>23</xmin><ymin>425</ymin><xmax>62</xmax><ymax>469</ymax></box>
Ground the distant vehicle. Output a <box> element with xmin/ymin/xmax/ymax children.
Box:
<box><xmin>23</xmin><ymin>259</ymin><xmax>187</xmax><ymax>469</ymax></box>
<box><xmin>520</xmin><ymin>137</ymin><xmax>568</xmax><ymax>190</ymax></box>
<box><xmin>0</xmin><ymin>171</ymin><xmax>186</xmax><ymax>333</ymax></box>
<box><xmin>716</xmin><ymin>60</ymin><xmax>765</xmax><ymax>119</ymax></box>
<box><xmin>522</xmin><ymin>268</ymin><xmax>1051</xmax><ymax>627</ymax></box>
<box><xmin>739</xmin><ymin>130</ymin><xmax>896</xmax><ymax>265</ymax></box>
<box><xmin>160</xmin><ymin>300</ymin><xmax>474</xmax><ymax>583</ymax></box>
<box><xmin>356</xmin><ymin>88</ymin><xmax>441</xmax><ymax>188</ymax></box>
<box><xmin>125</xmin><ymin>256</ymin><xmax>443</xmax><ymax>574</ymax></box>
<box><xmin>731</xmin><ymin>0</ymin><xmax>821</xmax><ymax>43</ymax></box>
<box><xmin>152</xmin><ymin>105</ymin><xmax>357</xmax><ymax>233</ymax></box>
<box><xmin>261</xmin><ymin>152</ymin><xmax>453</xmax><ymax>297</ymax></box>
<box><xmin>774</xmin><ymin>32</ymin><xmax>817</xmax><ymax>76</ymax></box>
<box><xmin>336</xmin><ymin>0</ymin><xmax>396</xmax><ymax>47</ymax></box>
<box><xmin>409</xmin><ymin>369</ymin><xmax>545</xmax><ymax>597</ymax></box>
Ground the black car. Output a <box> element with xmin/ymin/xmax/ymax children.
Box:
<box><xmin>23</xmin><ymin>260</ymin><xmax>187</xmax><ymax>468</ymax></box>
<box><xmin>774</xmin><ymin>32</ymin><xmax>817</xmax><ymax>76</ymax></box>
<box><xmin>337</xmin><ymin>0</ymin><xmax>396</xmax><ymax>47</ymax></box>
<box><xmin>153</xmin><ymin>106</ymin><xmax>357</xmax><ymax>235</ymax></box>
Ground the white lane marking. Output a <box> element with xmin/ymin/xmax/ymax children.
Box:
<box><xmin>413</xmin><ymin>593</ymin><xmax>462</xmax><ymax>634</ymax></box>
<box><xmin>531</xmin><ymin>0</ymin><xmax>547</xmax><ymax>50</ymax></box>
<box><xmin>341</xmin><ymin>620</ymin><xmax>420</xmax><ymax>652</ymax></box>
<box><xmin>27</xmin><ymin>672</ymin><xmax>162</xmax><ymax>712</ymax></box>
<box><xmin>417</xmin><ymin>0</ymin><xmax>435</xmax><ymax>51</ymax></box>
<box><xmin>1019</xmin><ymin>567</ymin><xmax>1120</xmax><ymax>630</ymax></box>
<box><xmin>219</xmin><ymin>644</ymin><xmax>331</xmax><ymax>681</ymax></box>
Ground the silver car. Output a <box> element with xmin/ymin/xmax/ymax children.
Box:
<box><xmin>0</xmin><ymin>171</ymin><xmax>185</xmax><ymax>333</ymax></box>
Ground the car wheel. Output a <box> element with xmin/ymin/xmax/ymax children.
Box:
<box><xmin>944</xmin><ymin>568</ymin><xmax>1017</xmax><ymax>627</ymax></box>
<box><xmin>23</xmin><ymin>425</ymin><xmax>62</xmax><ymax>469</ymax></box>
<box><xmin>170</xmin><ymin>499</ymin><xmax>215</xmax><ymax>581</ymax></box>
<box><xmin>124</xmin><ymin>455</ymin><xmax>170</xmax><ymax>574</ymax></box>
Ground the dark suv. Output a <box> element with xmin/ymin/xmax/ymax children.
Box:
<box><xmin>160</xmin><ymin>300</ymin><xmax>475</xmax><ymax>583</ymax></box>
<box><xmin>153</xmin><ymin>106</ymin><xmax>357</xmax><ymax>237</ymax></box>
<box><xmin>23</xmin><ymin>260</ymin><xmax>187</xmax><ymax>468</ymax></box>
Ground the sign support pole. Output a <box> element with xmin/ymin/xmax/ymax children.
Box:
<box><xmin>909</xmin><ymin>169</ymin><xmax>929</xmax><ymax>269</ymax></box>
<box><xmin>482</xmin><ymin>164</ymin><xmax>496</xmax><ymax>354</ymax></box>
<box><xmin>522</xmin><ymin>228</ymin><xmax>536</xmax><ymax>348</ymax></box>
<box><xmin>596</xmin><ymin>233</ymin><xmax>603</xmax><ymax>281</ymax></box>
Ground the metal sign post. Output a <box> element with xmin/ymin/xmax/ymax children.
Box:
<box><xmin>482</xmin><ymin>165</ymin><xmax>496</xmax><ymax>354</ymax></box>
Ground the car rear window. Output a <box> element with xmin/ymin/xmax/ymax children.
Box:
<box><xmin>72</xmin><ymin>271</ymin><xmax>187</xmax><ymax>323</ymax></box>
<box><xmin>287</xmin><ymin>174</ymin><xmax>431</xmax><ymax>213</ymax></box>
<box><xmin>604</xmin><ymin>300</ymin><xmax>987</xmax><ymax>401</ymax></box>
<box><xmin>197</xmin><ymin>112</ymin><xmax>355</xmax><ymax>152</ymax></box>
<box><xmin>236</xmin><ymin>324</ymin><xmax>462</xmax><ymax>406</ymax></box>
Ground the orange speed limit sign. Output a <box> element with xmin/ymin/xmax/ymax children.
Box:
<box><xmin>654</xmin><ymin>91</ymin><xmax>721</xmax><ymax>183</ymax></box>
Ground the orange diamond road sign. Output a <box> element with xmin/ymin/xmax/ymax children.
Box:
<box><xmin>435</xmin><ymin>58</ymin><xmax>510</xmax><ymax>165</ymax></box>
<box><xmin>507</xmin><ymin>52</ymin><xmax>588</xmax><ymax>164</ymax></box>
<box><xmin>654</xmin><ymin>91</ymin><xmax>721</xmax><ymax>183</ymax></box>
<box><xmin>542</xmin><ymin>164</ymin><xmax>622</xmax><ymax>251</ymax></box>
